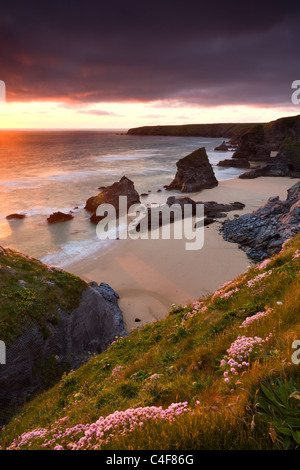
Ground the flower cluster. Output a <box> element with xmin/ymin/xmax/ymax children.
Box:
<box><xmin>239</xmin><ymin>308</ymin><xmax>273</xmax><ymax>329</ymax></box>
<box><xmin>220</xmin><ymin>333</ymin><xmax>273</xmax><ymax>384</ymax></box>
<box><xmin>7</xmin><ymin>402</ymin><xmax>191</xmax><ymax>450</ymax></box>
<box><xmin>180</xmin><ymin>301</ymin><xmax>207</xmax><ymax>326</ymax></box>
<box><xmin>111</xmin><ymin>365</ymin><xmax>125</xmax><ymax>380</ymax></box>
<box><xmin>257</xmin><ymin>258</ymin><xmax>272</xmax><ymax>271</ymax></box>
<box><xmin>280</xmin><ymin>238</ymin><xmax>291</xmax><ymax>253</ymax></box>
<box><xmin>211</xmin><ymin>279</ymin><xmax>242</xmax><ymax>302</ymax></box>
<box><xmin>293</xmin><ymin>249</ymin><xmax>300</xmax><ymax>260</ymax></box>
<box><xmin>247</xmin><ymin>269</ymin><xmax>273</xmax><ymax>288</ymax></box>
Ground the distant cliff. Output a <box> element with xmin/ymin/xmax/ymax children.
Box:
<box><xmin>127</xmin><ymin>122</ymin><xmax>260</xmax><ymax>141</ymax></box>
<box><xmin>127</xmin><ymin>115</ymin><xmax>300</xmax><ymax>147</ymax></box>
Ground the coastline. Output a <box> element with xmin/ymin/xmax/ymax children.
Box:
<box><xmin>66</xmin><ymin>176</ymin><xmax>296</xmax><ymax>331</ymax></box>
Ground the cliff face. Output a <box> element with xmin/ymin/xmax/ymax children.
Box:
<box><xmin>264</xmin><ymin>114</ymin><xmax>300</xmax><ymax>146</ymax></box>
<box><xmin>164</xmin><ymin>147</ymin><xmax>218</xmax><ymax>192</ymax></box>
<box><xmin>239</xmin><ymin>142</ymin><xmax>300</xmax><ymax>179</ymax></box>
<box><xmin>0</xmin><ymin>248</ymin><xmax>125</xmax><ymax>423</ymax></box>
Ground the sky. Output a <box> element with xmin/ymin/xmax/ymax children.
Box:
<box><xmin>0</xmin><ymin>0</ymin><xmax>300</xmax><ymax>129</ymax></box>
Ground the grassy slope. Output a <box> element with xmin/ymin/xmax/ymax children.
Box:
<box><xmin>0</xmin><ymin>247</ymin><xmax>87</xmax><ymax>345</ymax></box>
<box><xmin>1</xmin><ymin>236</ymin><xmax>300</xmax><ymax>450</ymax></box>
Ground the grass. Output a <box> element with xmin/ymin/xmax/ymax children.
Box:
<box><xmin>1</xmin><ymin>235</ymin><xmax>300</xmax><ymax>450</ymax></box>
<box><xmin>0</xmin><ymin>246</ymin><xmax>87</xmax><ymax>344</ymax></box>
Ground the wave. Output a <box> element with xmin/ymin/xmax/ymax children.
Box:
<box><xmin>96</xmin><ymin>152</ymin><xmax>162</xmax><ymax>162</ymax></box>
<box><xmin>40</xmin><ymin>221</ymin><xmax>127</xmax><ymax>268</ymax></box>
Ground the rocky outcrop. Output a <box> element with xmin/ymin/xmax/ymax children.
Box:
<box><xmin>0</xmin><ymin>282</ymin><xmax>125</xmax><ymax>422</ymax></box>
<box><xmin>217</xmin><ymin>158</ymin><xmax>250</xmax><ymax>169</ymax></box>
<box><xmin>47</xmin><ymin>212</ymin><xmax>74</xmax><ymax>224</ymax></box>
<box><xmin>214</xmin><ymin>141</ymin><xmax>229</xmax><ymax>151</ymax></box>
<box><xmin>164</xmin><ymin>147</ymin><xmax>218</xmax><ymax>193</ymax></box>
<box><xmin>137</xmin><ymin>196</ymin><xmax>245</xmax><ymax>230</ymax></box>
<box><xmin>218</xmin><ymin>116</ymin><xmax>300</xmax><ymax>169</ymax></box>
<box><xmin>223</xmin><ymin>124</ymin><xmax>271</xmax><ymax>170</ymax></box>
<box><xmin>85</xmin><ymin>176</ymin><xmax>140</xmax><ymax>224</ymax></box>
<box><xmin>6</xmin><ymin>213</ymin><xmax>26</xmax><ymax>220</ymax></box>
<box><xmin>221</xmin><ymin>182</ymin><xmax>300</xmax><ymax>260</ymax></box>
<box><xmin>239</xmin><ymin>142</ymin><xmax>300</xmax><ymax>179</ymax></box>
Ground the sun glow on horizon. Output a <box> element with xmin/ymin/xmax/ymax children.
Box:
<box><xmin>0</xmin><ymin>100</ymin><xmax>299</xmax><ymax>130</ymax></box>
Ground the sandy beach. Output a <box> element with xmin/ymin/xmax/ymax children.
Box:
<box><xmin>67</xmin><ymin>176</ymin><xmax>296</xmax><ymax>331</ymax></box>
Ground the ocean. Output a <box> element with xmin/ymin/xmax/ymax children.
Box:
<box><xmin>0</xmin><ymin>130</ymin><xmax>244</xmax><ymax>267</ymax></box>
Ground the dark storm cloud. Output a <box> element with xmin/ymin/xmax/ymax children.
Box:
<box><xmin>1</xmin><ymin>0</ymin><xmax>299</xmax><ymax>106</ymax></box>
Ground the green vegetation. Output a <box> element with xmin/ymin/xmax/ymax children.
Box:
<box><xmin>281</xmin><ymin>141</ymin><xmax>300</xmax><ymax>168</ymax></box>
<box><xmin>1</xmin><ymin>236</ymin><xmax>300</xmax><ymax>449</ymax></box>
<box><xmin>0</xmin><ymin>247</ymin><xmax>87</xmax><ymax>344</ymax></box>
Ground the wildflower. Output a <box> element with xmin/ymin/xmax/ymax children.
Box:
<box><xmin>247</xmin><ymin>270</ymin><xmax>273</xmax><ymax>288</ymax></box>
<box><xmin>220</xmin><ymin>333</ymin><xmax>273</xmax><ymax>383</ymax></box>
<box><xmin>293</xmin><ymin>250</ymin><xmax>300</xmax><ymax>260</ymax></box>
<box><xmin>257</xmin><ymin>258</ymin><xmax>271</xmax><ymax>271</ymax></box>
<box><xmin>240</xmin><ymin>308</ymin><xmax>273</xmax><ymax>328</ymax></box>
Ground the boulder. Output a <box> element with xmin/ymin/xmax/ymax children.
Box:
<box><xmin>85</xmin><ymin>176</ymin><xmax>140</xmax><ymax>224</ymax></box>
<box><xmin>164</xmin><ymin>147</ymin><xmax>218</xmax><ymax>193</ymax></box>
<box><xmin>47</xmin><ymin>212</ymin><xmax>74</xmax><ymax>224</ymax></box>
<box><xmin>6</xmin><ymin>213</ymin><xmax>26</xmax><ymax>220</ymax></box>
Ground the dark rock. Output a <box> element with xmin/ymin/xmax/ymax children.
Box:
<box><xmin>164</xmin><ymin>147</ymin><xmax>218</xmax><ymax>193</ymax></box>
<box><xmin>141</xmin><ymin>193</ymin><xmax>148</xmax><ymax>197</ymax></box>
<box><xmin>214</xmin><ymin>140</ymin><xmax>229</xmax><ymax>151</ymax></box>
<box><xmin>232</xmin><ymin>125</ymin><xmax>271</xmax><ymax>162</ymax></box>
<box><xmin>89</xmin><ymin>282</ymin><xmax>124</xmax><ymax>332</ymax></box>
<box><xmin>239</xmin><ymin>142</ymin><xmax>300</xmax><ymax>179</ymax></box>
<box><xmin>165</xmin><ymin>196</ymin><xmax>245</xmax><ymax>226</ymax></box>
<box><xmin>221</xmin><ymin>182</ymin><xmax>300</xmax><ymax>259</ymax></box>
<box><xmin>47</xmin><ymin>212</ymin><xmax>74</xmax><ymax>224</ymax></box>
<box><xmin>0</xmin><ymin>283</ymin><xmax>125</xmax><ymax>422</ymax></box>
<box><xmin>218</xmin><ymin>125</ymin><xmax>271</xmax><ymax>169</ymax></box>
<box><xmin>85</xmin><ymin>176</ymin><xmax>140</xmax><ymax>224</ymax></box>
<box><xmin>218</xmin><ymin>158</ymin><xmax>250</xmax><ymax>169</ymax></box>
<box><xmin>166</xmin><ymin>196</ymin><xmax>197</xmax><ymax>215</ymax></box>
<box><xmin>6</xmin><ymin>213</ymin><xmax>26</xmax><ymax>220</ymax></box>
<box><xmin>264</xmin><ymin>114</ymin><xmax>300</xmax><ymax>145</ymax></box>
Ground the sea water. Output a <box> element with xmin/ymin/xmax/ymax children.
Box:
<box><xmin>0</xmin><ymin>130</ymin><xmax>244</xmax><ymax>267</ymax></box>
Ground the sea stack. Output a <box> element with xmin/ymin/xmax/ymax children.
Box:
<box><xmin>165</xmin><ymin>147</ymin><xmax>218</xmax><ymax>193</ymax></box>
<box><xmin>85</xmin><ymin>175</ymin><xmax>141</xmax><ymax>224</ymax></box>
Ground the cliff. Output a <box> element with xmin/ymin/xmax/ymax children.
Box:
<box><xmin>127</xmin><ymin>115</ymin><xmax>300</xmax><ymax>145</ymax></box>
<box><xmin>0</xmin><ymin>247</ymin><xmax>125</xmax><ymax>423</ymax></box>
<box><xmin>127</xmin><ymin>122</ymin><xmax>259</xmax><ymax>140</ymax></box>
